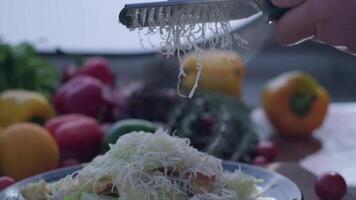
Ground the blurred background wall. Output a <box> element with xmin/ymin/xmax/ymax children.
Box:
<box><xmin>1</xmin><ymin>0</ymin><xmax>356</xmax><ymax>106</ymax></box>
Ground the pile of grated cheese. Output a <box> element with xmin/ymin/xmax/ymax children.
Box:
<box><xmin>40</xmin><ymin>130</ymin><xmax>275</xmax><ymax>200</ymax></box>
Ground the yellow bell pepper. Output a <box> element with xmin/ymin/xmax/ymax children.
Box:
<box><xmin>182</xmin><ymin>50</ymin><xmax>245</xmax><ymax>97</ymax></box>
<box><xmin>0</xmin><ymin>90</ymin><xmax>54</xmax><ymax>127</ymax></box>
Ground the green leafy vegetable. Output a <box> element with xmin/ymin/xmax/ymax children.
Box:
<box><xmin>0</xmin><ymin>43</ymin><xmax>59</xmax><ymax>99</ymax></box>
<box><xmin>168</xmin><ymin>93</ymin><xmax>258</xmax><ymax>162</ymax></box>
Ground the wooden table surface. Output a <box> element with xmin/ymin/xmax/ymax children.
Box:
<box><xmin>252</xmin><ymin>103</ymin><xmax>356</xmax><ymax>200</ymax></box>
<box><xmin>269</xmin><ymin>163</ymin><xmax>356</xmax><ymax>200</ymax></box>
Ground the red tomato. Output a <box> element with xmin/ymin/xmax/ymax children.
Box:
<box><xmin>0</xmin><ymin>176</ymin><xmax>15</xmax><ymax>191</ymax></box>
<box><xmin>315</xmin><ymin>172</ymin><xmax>347</xmax><ymax>200</ymax></box>
<box><xmin>45</xmin><ymin>114</ymin><xmax>90</xmax><ymax>134</ymax></box>
<box><xmin>45</xmin><ymin>114</ymin><xmax>103</xmax><ymax>162</ymax></box>
<box><xmin>80</xmin><ymin>57</ymin><xmax>115</xmax><ymax>84</ymax></box>
<box><xmin>55</xmin><ymin>118</ymin><xmax>103</xmax><ymax>162</ymax></box>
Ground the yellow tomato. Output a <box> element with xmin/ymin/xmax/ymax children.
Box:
<box><xmin>0</xmin><ymin>123</ymin><xmax>60</xmax><ymax>180</ymax></box>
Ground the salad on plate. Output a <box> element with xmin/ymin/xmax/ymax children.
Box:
<box><xmin>21</xmin><ymin>130</ymin><xmax>275</xmax><ymax>200</ymax></box>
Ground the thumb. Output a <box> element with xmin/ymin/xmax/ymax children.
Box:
<box><xmin>271</xmin><ymin>0</ymin><xmax>306</xmax><ymax>8</ymax></box>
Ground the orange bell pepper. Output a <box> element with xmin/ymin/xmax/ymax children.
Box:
<box><xmin>262</xmin><ymin>71</ymin><xmax>329</xmax><ymax>137</ymax></box>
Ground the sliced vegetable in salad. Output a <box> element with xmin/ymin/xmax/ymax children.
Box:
<box><xmin>21</xmin><ymin>130</ymin><xmax>274</xmax><ymax>200</ymax></box>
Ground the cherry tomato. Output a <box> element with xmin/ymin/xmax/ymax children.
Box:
<box><xmin>0</xmin><ymin>176</ymin><xmax>15</xmax><ymax>191</ymax></box>
<box><xmin>255</xmin><ymin>140</ymin><xmax>278</xmax><ymax>162</ymax></box>
<box><xmin>315</xmin><ymin>172</ymin><xmax>347</xmax><ymax>200</ymax></box>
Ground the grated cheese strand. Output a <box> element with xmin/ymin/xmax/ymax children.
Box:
<box><xmin>128</xmin><ymin>2</ymin><xmax>252</xmax><ymax>98</ymax></box>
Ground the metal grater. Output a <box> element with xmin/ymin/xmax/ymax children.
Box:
<box><xmin>119</xmin><ymin>0</ymin><xmax>288</xmax><ymax>29</ymax></box>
